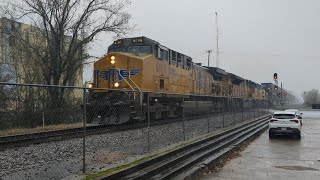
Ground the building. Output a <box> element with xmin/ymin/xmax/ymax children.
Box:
<box><xmin>0</xmin><ymin>17</ymin><xmax>84</xmax><ymax>116</ymax></box>
<box><xmin>0</xmin><ymin>17</ymin><xmax>83</xmax><ymax>86</ymax></box>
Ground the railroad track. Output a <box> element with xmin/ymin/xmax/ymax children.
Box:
<box><xmin>0</xmin><ymin>124</ymin><xmax>118</xmax><ymax>150</ymax></box>
<box><xmin>0</xmin><ymin>111</ymin><xmax>258</xmax><ymax>150</ymax></box>
<box><xmin>98</xmin><ymin>115</ymin><xmax>270</xmax><ymax>180</ymax></box>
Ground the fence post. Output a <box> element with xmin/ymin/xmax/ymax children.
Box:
<box><xmin>260</xmin><ymin>101</ymin><xmax>262</xmax><ymax>115</ymax></box>
<box><xmin>207</xmin><ymin>114</ymin><xmax>210</xmax><ymax>133</ymax></box>
<box><xmin>257</xmin><ymin>100</ymin><xmax>259</xmax><ymax>116</ymax></box>
<box><xmin>42</xmin><ymin>111</ymin><xmax>45</xmax><ymax>127</ymax></box>
<box><xmin>254</xmin><ymin>100</ymin><xmax>256</xmax><ymax>118</ymax></box>
<box><xmin>259</xmin><ymin>101</ymin><xmax>261</xmax><ymax>116</ymax></box>
<box><xmin>147</xmin><ymin>93</ymin><xmax>150</xmax><ymax>152</ymax></box>
<box><xmin>258</xmin><ymin>101</ymin><xmax>260</xmax><ymax>116</ymax></box>
<box><xmin>182</xmin><ymin>96</ymin><xmax>186</xmax><ymax>141</ymax></box>
<box><xmin>266</xmin><ymin>101</ymin><xmax>267</xmax><ymax>114</ymax></box>
<box><xmin>82</xmin><ymin>88</ymin><xmax>87</xmax><ymax>173</ymax></box>
<box><xmin>242</xmin><ymin>99</ymin><xmax>244</xmax><ymax>121</ymax></box>
<box><xmin>256</xmin><ymin>101</ymin><xmax>258</xmax><ymax>116</ymax></box>
<box><xmin>222</xmin><ymin>113</ymin><xmax>225</xmax><ymax>128</ymax></box>
<box><xmin>207</xmin><ymin>97</ymin><xmax>210</xmax><ymax>133</ymax></box>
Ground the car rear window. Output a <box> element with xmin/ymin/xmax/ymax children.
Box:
<box><xmin>273</xmin><ymin>114</ymin><xmax>295</xmax><ymax>119</ymax></box>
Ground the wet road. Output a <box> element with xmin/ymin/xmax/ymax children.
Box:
<box><xmin>204</xmin><ymin>110</ymin><xmax>320</xmax><ymax>180</ymax></box>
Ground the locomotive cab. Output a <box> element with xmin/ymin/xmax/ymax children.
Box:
<box><xmin>87</xmin><ymin>37</ymin><xmax>153</xmax><ymax>123</ymax></box>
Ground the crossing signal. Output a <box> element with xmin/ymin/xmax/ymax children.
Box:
<box><xmin>274</xmin><ymin>86</ymin><xmax>278</xmax><ymax>91</ymax></box>
<box><xmin>273</xmin><ymin>73</ymin><xmax>278</xmax><ymax>81</ymax></box>
<box><xmin>277</xmin><ymin>93</ymin><xmax>281</xmax><ymax>97</ymax></box>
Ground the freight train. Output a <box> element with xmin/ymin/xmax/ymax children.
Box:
<box><xmin>86</xmin><ymin>37</ymin><xmax>268</xmax><ymax>123</ymax></box>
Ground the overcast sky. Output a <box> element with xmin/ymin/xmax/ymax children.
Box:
<box><xmin>85</xmin><ymin>0</ymin><xmax>320</xmax><ymax>96</ymax></box>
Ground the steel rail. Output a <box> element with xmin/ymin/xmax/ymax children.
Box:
<box><xmin>98</xmin><ymin>115</ymin><xmax>270</xmax><ymax>180</ymax></box>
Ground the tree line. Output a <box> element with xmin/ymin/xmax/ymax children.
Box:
<box><xmin>303</xmin><ymin>89</ymin><xmax>320</xmax><ymax>106</ymax></box>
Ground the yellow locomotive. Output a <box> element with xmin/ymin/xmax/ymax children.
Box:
<box><xmin>87</xmin><ymin>36</ymin><xmax>267</xmax><ymax>123</ymax></box>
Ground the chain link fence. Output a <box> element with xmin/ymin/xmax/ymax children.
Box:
<box><xmin>0</xmin><ymin>82</ymin><xmax>270</xmax><ymax>179</ymax></box>
<box><xmin>0</xmin><ymin>83</ymin><xmax>85</xmax><ymax>180</ymax></box>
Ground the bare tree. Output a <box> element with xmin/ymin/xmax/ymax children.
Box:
<box><xmin>303</xmin><ymin>89</ymin><xmax>319</xmax><ymax>105</ymax></box>
<box><xmin>0</xmin><ymin>66</ymin><xmax>8</xmax><ymax>110</ymax></box>
<box><xmin>1</xmin><ymin>0</ymin><xmax>132</xmax><ymax>107</ymax></box>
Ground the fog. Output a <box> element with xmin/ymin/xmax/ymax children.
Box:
<box><xmin>85</xmin><ymin>0</ymin><xmax>320</xmax><ymax>96</ymax></box>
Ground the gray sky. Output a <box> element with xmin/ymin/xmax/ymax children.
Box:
<box><xmin>85</xmin><ymin>0</ymin><xmax>320</xmax><ymax>96</ymax></box>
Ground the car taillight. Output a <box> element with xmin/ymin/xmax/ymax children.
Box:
<box><xmin>290</xmin><ymin>119</ymin><xmax>299</xmax><ymax>123</ymax></box>
<box><xmin>270</xmin><ymin>119</ymin><xmax>278</xmax><ymax>123</ymax></box>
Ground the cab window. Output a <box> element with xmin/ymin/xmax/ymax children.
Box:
<box><xmin>127</xmin><ymin>45</ymin><xmax>152</xmax><ymax>54</ymax></box>
<box><xmin>157</xmin><ymin>48</ymin><xmax>168</xmax><ymax>60</ymax></box>
<box><xmin>109</xmin><ymin>47</ymin><xmax>126</xmax><ymax>52</ymax></box>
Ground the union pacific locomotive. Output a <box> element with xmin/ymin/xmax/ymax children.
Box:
<box><xmin>86</xmin><ymin>37</ymin><xmax>267</xmax><ymax>123</ymax></box>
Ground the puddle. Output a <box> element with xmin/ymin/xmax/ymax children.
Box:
<box><xmin>274</xmin><ymin>166</ymin><xmax>319</xmax><ymax>171</ymax></box>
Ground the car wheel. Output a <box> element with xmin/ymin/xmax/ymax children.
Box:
<box><xmin>296</xmin><ymin>132</ymin><xmax>301</xmax><ymax>139</ymax></box>
<box><xmin>269</xmin><ymin>131</ymin><xmax>275</xmax><ymax>139</ymax></box>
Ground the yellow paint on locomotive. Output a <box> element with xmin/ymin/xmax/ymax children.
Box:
<box><xmin>93</xmin><ymin>52</ymin><xmax>144</xmax><ymax>91</ymax></box>
<box><xmin>92</xmin><ymin>52</ymin><xmax>213</xmax><ymax>95</ymax></box>
<box><xmin>143</xmin><ymin>58</ymin><xmax>213</xmax><ymax>95</ymax></box>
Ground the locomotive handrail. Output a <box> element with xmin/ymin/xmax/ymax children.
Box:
<box><xmin>128</xmin><ymin>71</ymin><xmax>141</xmax><ymax>91</ymax></box>
<box><xmin>115</xmin><ymin>68</ymin><xmax>134</xmax><ymax>90</ymax></box>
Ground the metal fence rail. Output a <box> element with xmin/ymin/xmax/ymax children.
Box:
<box><xmin>0</xmin><ymin>82</ymin><xmax>270</xmax><ymax>179</ymax></box>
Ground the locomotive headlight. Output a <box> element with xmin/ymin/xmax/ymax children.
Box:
<box><xmin>114</xmin><ymin>82</ymin><xmax>119</xmax><ymax>88</ymax></box>
<box><xmin>87</xmin><ymin>83</ymin><xmax>94</xmax><ymax>88</ymax></box>
<box><xmin>110</xmin><ymin>56</ymin><xmax>116</xmax><ymax>64</ymax></box>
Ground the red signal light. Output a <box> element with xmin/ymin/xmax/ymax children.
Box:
<box><xmin>273</xmin><ymin>73</ymin><xmax>278</xmax><ymax>81</ymax></box>
<box><xmin>274</xmin><ymin>86</ymin><xmax>278</xmax><ymax>91</ymax></box>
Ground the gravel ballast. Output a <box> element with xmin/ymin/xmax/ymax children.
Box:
<box><xmin>0</xmin><ymin>111</ymin><xmax>268</xmax><ymax>180</ymax></box>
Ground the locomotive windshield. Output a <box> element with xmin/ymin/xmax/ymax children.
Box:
<box><xmin>127</xmin><ymin>45</ymin><xmax>152</xmax><ymax>54</ymax></box>
<box><xmin>109</xmin><ymin>46</ymin><xmax>126</xmax><ymax>53</ymax></box>
<box><xmin>108</xmin><ymin>45</ymin><xmax>152</xmax><ymax>54</ymax></box>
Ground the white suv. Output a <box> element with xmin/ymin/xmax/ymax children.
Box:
<box><xmin>269</xmin><ymin>111</ymin><xmax>301</xmax><ymax>139</ymax></box>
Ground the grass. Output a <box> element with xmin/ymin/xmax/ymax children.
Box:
<box><xmin>0</xmin><ymin>123</ymin><xmax>83</xmax><ymax>137</ymax></box>
<box><xmin>83</xmin><ymin>156</ymin><xmax>155</xmax><ymax>180</ymax></box>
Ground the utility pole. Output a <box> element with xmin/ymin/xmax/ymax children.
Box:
<box><xmin>281</xmin><ymin>82</ymin><xmax>283</xmax><ymax>106</ymax></box>
<box><xmin>206</xmin><ymin>50</ymin><xmax>212</xmax><ymax>67</ymax></box>
<box><xmin>215</xmin><ymin>12</ymin><xmax>219</xmax><ymax>68</ymax></box>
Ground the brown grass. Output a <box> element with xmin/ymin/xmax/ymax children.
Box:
<box><xmin>0</xmin><ymin>123</ymin><xmax>83</xmax><ymax>137</ymax></box>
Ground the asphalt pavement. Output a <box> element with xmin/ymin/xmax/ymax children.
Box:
<box><xmin>204</xmin><ymin>109</ymin><xmax>320</xmax><ymax>180</ymax></box>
